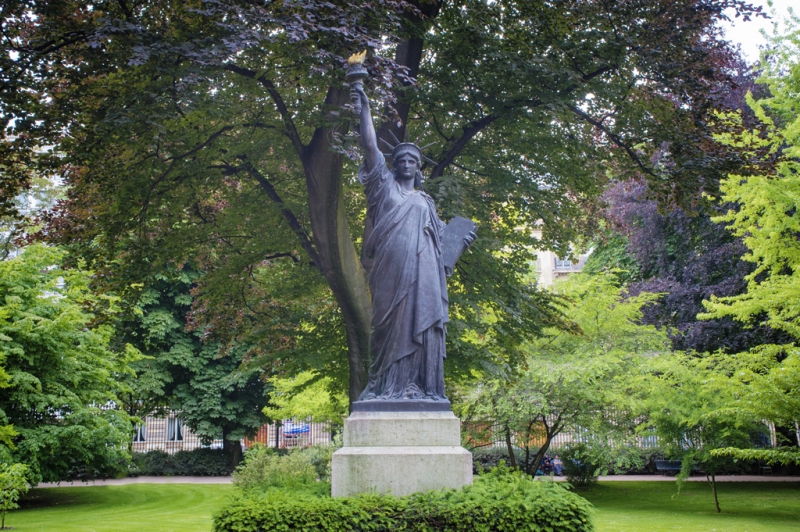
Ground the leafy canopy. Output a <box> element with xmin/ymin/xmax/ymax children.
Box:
<box><xmin>1</xmin><ymin>0</ymin><xmax>765</xmax><ymax>399</ymax></box>
<box><xmin>702</xmin><ymin>14</ymin><xmax>800</xmax><ymax>337</ymax></box>
<box><xmin>0</xmin><ymin>244</ymin><xmax>136</xmax><ymax>483</ymax></box>
<box><xmin>461</xmin><ymin>272</ymin><xmax>669</xmax><ymax>476</ymax></box>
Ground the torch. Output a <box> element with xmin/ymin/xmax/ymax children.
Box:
<box><xmin>346</xmin><ymin>50</ymin><xmax>368</xmax><ymax>114</ymax></box>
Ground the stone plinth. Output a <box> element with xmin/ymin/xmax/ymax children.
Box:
<box><xmin>331</xmin><ymin>411</ymin><xmax>472</xmax><ymax>497</ymax></box>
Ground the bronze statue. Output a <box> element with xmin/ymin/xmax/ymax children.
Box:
<box><xmin>347</xmin><ymin>53</ymin><xmax>476</xmax><ymax>410</ymax></box>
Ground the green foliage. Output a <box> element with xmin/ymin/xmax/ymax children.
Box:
<box><xmin>628</xmin><ymin>351</ymin><xmax>769</xmax><ymax>511</ymax></box>
<box><xmin>2</xmin><ymin>0</ymin><xmax>760</xmax><ymax>402</ymax></box>
<box><xmin>560</xmin><ymin>444</ymin><xmax>604</xmax><ymax>486</ymax></box>
<box><xmin>262</xmin><ymin>371</ymin><xmax>347</xmax><ymax>423</ymax></box>
<box><xmin>214</xmin><ymin>466</ymin><xmax>594</xmax><ymax>532</ymax></box>
<box><xmin>711</xmin><ymin>447</ymin><xmax>800</xmax><ymax>466</ymax></box>
<box><xmin>697</xmin><ymin>16</ymin><xmax>800</xmax><ymax>471</ymax></box>
<box><xmin>131</xmin><ymin>449</ymin><xmax>234</xmax><ymax>477</ymax></box>
<box><xmin>582</xmin><ymin>232</ymin><xmax>641</xmax><ymax>286</ymax></box>
<box><xmin>470</xmin><ymin>447</ymin><xmax>528</xmax><ymax>474</ymax></box>
<box><xmin>702</xmin><ymin>13</ymin><xmax>800</xmax><ymax>337</ymax></box>
<box><xmin>0</xmin><ymin>463</ymin><xmax>28</xmax><ymax>530</ymax></box>
<box><xmin>562</xmin><ymin>442</ymin><xmax>661</xmax><ymax>485</ymax></box>
<box><xmin>231</xmin><ymin>444</ymin><xmax>329</xmax><ymax>495</ymax></box>
<box><xmin>0</xmin><ymin>244</ymin><xmax>135</xmax><ymax>483</ymax></box>
<box><xmin>704</xmin><ymin>344</ymin><xmax>800</xmax><ymax>465</ymax></box>
<box><xmin>461</xmin><ymin>272</ymin><xmax>667</xmax><ymax>476</ymax></box>
<box><xmin>631</xmin><ymin>352</ymin><xmax>763</xmax><ymax>471</ymax></box>
<box><xmin>116</xmin><ymin>270</ymin><xmax>269</xmax><ymax>462</ymax></box>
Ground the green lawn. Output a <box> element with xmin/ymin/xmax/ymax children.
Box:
<box><xmin>6</xmin><ymin>481</ymin><xmax>800</xmax><ymax>532</ymax></box>
<box><xmin>10</xmin><ymin>484</ymin><xmax>234</xmax><ymax>532</ymax></box>
<box><xmin>580</xmin><ymin>481</ymin><xmax>800</xmax><ymax>532</ymax></box>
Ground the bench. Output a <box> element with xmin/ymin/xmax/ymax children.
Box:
<box><xmin>655</xmin><ymin>460</ymin><xmax>682</xmax><ymax>474</ymax></box>
<box><xmin>654</xmin><ymin>460</ymin><xmax>702</xmax><ymax>475</ymax></box>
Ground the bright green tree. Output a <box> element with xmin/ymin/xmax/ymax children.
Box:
<box><xmin>461</xmin><ymin>272</ymin><xmax>668</xmax><ymax>476</ymax></box>
<box><xmin>702</xmin><ymin>13</ymin><xmax>800</xmax><ymax>337</ymax></box>
<box><xmin>700</xmin><ymin>12</ymin><xmax>800</xmax><ymax>467</ymax></box>
<box><xmin>0</xmin><ymin>244</ymin><xmax>136</xmax><ymax>483</ymax></box>
<box><xmin>710</xmin><ymin>344</ymin><xmax>800</xmax><ymax>466</ymax></box>
<box><xmin>263</xmin><ymin>371</ymin><xmax>348</xmax><ymax>424</ymax></box>
<box><xmin>0</xmin><ymin>463</ymin><xmax>28</xmax><ymax>530</ymax></box>
<box><xmin>629</xmin><ymin>351</ymin><xmax>766</xmax><ymax>513</ymax></box>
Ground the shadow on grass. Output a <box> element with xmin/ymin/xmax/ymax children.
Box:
<box><xmin>19</xmin><ymin>489</ymin><xmax>88</xmax><ymax>510</ymax></box>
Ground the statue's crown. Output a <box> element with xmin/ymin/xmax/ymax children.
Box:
<box><xmin>381</xmin><ymin>136</ymin><xmax>436</xmax><ymax>166</ymax></box>
<box><xmin>391</xmin><ymin>142</ymin><xmax>422</xmax><ymax>163</ymax></box>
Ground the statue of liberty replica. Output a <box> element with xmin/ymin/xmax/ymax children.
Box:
<box><xmin>347</xmin><ymin>52</ymin><xmax>476</xmax><ymax>408</ymax></box>
<box><xmin>332</xmin><ymin>52</ymin><xmax>475</xmax><ymax>496</ymax></box>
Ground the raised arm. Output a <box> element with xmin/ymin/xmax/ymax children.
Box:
<box><xmin>351</xmin><ymin>85</ymin><xmax>383</xmax><ymax>173</ymax></box>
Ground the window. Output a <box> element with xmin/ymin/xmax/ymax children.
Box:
<box><xmin>167</xmin><ymin>418</ymin><xmax>184</xmax><ymax>442</ymax></box>
<box><xmin>133</xmin><ymin>424</ymin><xmax>146</xmax><ymax>442</ymax></box>
<box><xmin>554</xmin><ymin>257</ymin><xmax>574</xmax><ymax>270</ymax></box>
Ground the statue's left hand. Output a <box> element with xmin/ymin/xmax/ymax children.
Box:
<box><xmin>464</xmin><ymin>231</ymin><xmax>477</xmax><ymax>247</ymax></box>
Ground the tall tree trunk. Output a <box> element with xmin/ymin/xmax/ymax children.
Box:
<box><xmin>795</xmin><ymin>420</ymin><xmax>800</xmax><ymax>447</ymax></box>
<box><xmin>223</xmin><ymin>428</ymin><xmax>243</xmax><ymax>468</ymax></box>
<box><xmin>302</xmin><ymin>2</ymin><xmax>442</xmax><ymax>406</ymax></box>
<box><xmin>303</xmin><ymin>88</ymin><xmax>373</xmax><ymax>406</ymax></box>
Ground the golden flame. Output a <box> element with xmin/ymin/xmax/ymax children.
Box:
<box><xmin>347</xmin><ymin>50</ymin><xmax>367</xmax><ymax>66</ymax></box>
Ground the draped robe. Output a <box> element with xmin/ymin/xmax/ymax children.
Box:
<box><xmin>357</xmin><ymin>160</ymin><xmax>449</xmax><ymax>401</ymax></box>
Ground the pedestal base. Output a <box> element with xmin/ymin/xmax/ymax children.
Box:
<box><xmin>331</xmin><ymin>411</ymin><xmax>472</xmax><ymax>497</ymax></box>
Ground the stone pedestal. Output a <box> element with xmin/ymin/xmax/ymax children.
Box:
<box><xmin>331</xmin><ymin>410</ymin><xmax>473</xmax><ymax>497</ymax></box>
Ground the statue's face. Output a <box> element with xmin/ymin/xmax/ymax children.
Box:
<box><xmin>394</xmin><ymin>154</ymin><xmax>419</xmax><ymax>181</ymax></box>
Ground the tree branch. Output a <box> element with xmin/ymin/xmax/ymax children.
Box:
<box><xmin>264</xmin><ymin>252</ymin><xmax>299</xmax><ymax>263</ymax></box>
<box><xmin>566</xmin><ymin>104</ymin><xmax>656</xmax><ymax>178</ymax></box>
<box><xmin>223</xmin><ymin>64</ymin><xmax>306</xmax><ymax>158</ymax></box>
<box><xmin>237</xmin><ymin>159</ymin><xmax>322</xmax><ymax>271</ymax></box>
<box><xmin>429</xmin><ymin>114</ymin><xmax>499</xmax><ymax>179</ymax></box>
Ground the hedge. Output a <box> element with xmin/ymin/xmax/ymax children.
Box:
<box><xmin>213</xmin><ymin>468</ymin><xmax>594</xmax><ymax>532</ymax></box>
<box><xmin>132</xmin><ymin>448</ymin><xmax>234</xmax><ymax>476</ymax></box>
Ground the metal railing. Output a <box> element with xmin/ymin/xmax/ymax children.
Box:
<box><xmin>131</xmin><ymin>414</ymin><xmax>336</xmax><ymax>454</ymax></box>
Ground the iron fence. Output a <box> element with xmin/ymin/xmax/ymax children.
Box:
<box><xmin>131</xmin><ymin>414</ymin><xmax>336</xmax><ymax>454</ymax></box>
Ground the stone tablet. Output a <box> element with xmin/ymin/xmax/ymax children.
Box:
<box><xmin>441</xmin><ymin>216</ymin><xmax>477</xmax><ymax>276</ymax></box>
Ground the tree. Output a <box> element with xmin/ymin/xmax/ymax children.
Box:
<box><xmin>629</xmin><ymin>351</ymin><xmax>766</xmax><ymax>513</ymax></box>
<box><xmin>461</xmin><ymin>272</ymin><xmax>669</xmax><ymax>476</ymax></box>
<box><xmin>588</xmin><ymin>180</ymin><xmax>790</xmax><ymax>353</ymax></box>
<box><xmin>700</xmin><ymin>13</ymin><xmax>800</xmax><ymax>467</ymax></box>
<box><xmin>0</xmin><ymin>244</ymin><xmax>135</xmax><ymax>483</ymax></box>
<box><xmin>0</xmin><ymin>463</ymin><xmax>28</xmax><ymax>530</ymax></box>
<box><xmin>116</xmin><ymin>269</ymin><xmax>270</xmax><ymax>466</ymax></box>
<box><xmin>702</xmin><ymin>13</ymin><xmax>800</xmax><ymax>338</ymax></box>
<box><xmin>2</xmin><ymin>0</ymin><xmax>764</xmax><ymax>402</ymax></box>
<box><xmin>710</xmin><ymin>344</ymin><xmax>800</xmax><ymax>465</ymax></box>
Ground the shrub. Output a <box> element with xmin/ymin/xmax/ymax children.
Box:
<box><xmin>299</xmin><ymin>444</ymin><xmax>336</xmax><ymax>482</ymax></box>
<box><xmin>560</xmin><ymin>444</ymin><xmax>604</xmax><ymax>486</ymax></box>
<box><xmin>214</xmin><ymin>466</ymin><xmax>594</xmax><ymax>532</ymax></box>
<box><xmin>132</xmin><ymin>448</ymin><xmax>233</xmax><ymax>476</ymax></box>
<box><xmin>471</xmin><ymin>446</ymin><xmax>531</xmax><ymax>474</ymax></box>
<box><xmin>232</xmin><ymin>444</ymin><xmax>321</xmax><ymax>493</ymax></box>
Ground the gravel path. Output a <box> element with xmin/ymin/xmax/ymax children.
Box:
<box><xmin>36</xmin><ymin>474</ymin><xmax>800</xmax><ymax>488</ymax></box>
<box><xmin>37</xmin><ymin>476</ymin><xmax>234</xmax><ymax>488</ymax></box>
